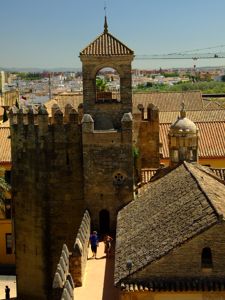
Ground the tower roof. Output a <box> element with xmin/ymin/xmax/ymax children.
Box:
<box><xmin>170</xmin><ymin>103</ymin><xmax>197</xmax><ymax>134</ymax></box>
<box><xmin>80</xmin><ymin>17</ymin><xmax>134</xmax><ymax>57</ymax></box>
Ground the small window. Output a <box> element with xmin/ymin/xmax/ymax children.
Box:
<box><xmin>172</xmin><ymin>150</ymin><xmax>179</xmax><ymax>162</ymax></box>
<box><xmin>114</xmin><ymin>173</ymin><xmax>124</xmax><ymax>185</ymax></box>
<box><xmin>4</xmin><ymin>170</ymin><xmax>11</xmax><ymax>185</ymax></box>
<box><xmin>201</xmin><ymin>247</ymin><xmax>213</xmax><ymax>268</ymax></box>
<box><xmin>5</xmin><ymin>233</ymin><xmax>12</xmax><ymax>254</ymax></box>
<box><xmin>4</xmin><ymin>199</ymin><xmax>11</xmax><ymax>219</ymax></box>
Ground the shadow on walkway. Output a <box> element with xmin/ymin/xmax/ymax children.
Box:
<box><xmin>102</xmin><ymin>242</ymin><xmax>119</xmax><ymax>300</ymax></box>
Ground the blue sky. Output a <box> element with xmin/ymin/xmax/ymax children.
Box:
<box><xmin>0</xmin><ymin>0</ymin><xmax>225</xmax><ymax>69</ymax></box>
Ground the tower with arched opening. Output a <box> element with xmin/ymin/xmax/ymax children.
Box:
<box><xmin>80</xmin><ymin>17</ymin><xmax>135</xmax><ymax>232</ymax></box>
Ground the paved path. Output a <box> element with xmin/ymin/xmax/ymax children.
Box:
<box><xmin>75</xmin><ymin>241</ymin><xmax>119</xmax><ymax>300</ymax></box>
<box><xmin>0</xmin><ymin>275</ymin><xmax>17</xmax><ymax>299</ymax></box>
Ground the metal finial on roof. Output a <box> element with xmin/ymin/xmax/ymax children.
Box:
<box><xmin>180</xmin><ymin>101</ymin><xmax>186</xmax><ymax>118</ymax></box>
<box><xmin>104</xmin><ymin>3</ymin><xmax>108</xmax><ymax>33</ymax></box>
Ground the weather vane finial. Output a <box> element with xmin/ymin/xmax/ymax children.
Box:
<box><xmin>180</xmin><ymin>100</ymin><xmax>186</xmax><ymax>118</ymax></box>
<box><xmin>104</xmin><ymin>1</ymin><xmax>108</xmax><ymax>33</ymax></box>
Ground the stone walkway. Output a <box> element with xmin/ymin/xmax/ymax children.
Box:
<box><xmin>75</xmin><ymin>241</ymin><xmax>119</xmax><ymax>300</ymax></box>
<box><xmin>0</xmin><ymin>275</ymin><xmax>17</xmax><ymax>299</ymax></box>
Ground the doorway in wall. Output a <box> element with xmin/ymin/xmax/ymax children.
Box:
<box><xmin>99</xmin><ymin>209</ymin><xmax>110</xmax><ymax>234</ymax></box>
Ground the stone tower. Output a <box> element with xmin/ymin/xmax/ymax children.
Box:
<box><xmin>168</xmin><ymin>103</ymin><xmax>198</xmax><ymax>166</ymax></box>
<box><xmin>80</xmin><ymin>17</ymin><xmax>135</xmax><ymax>232</ymax></box>
<box><xmin>9</xmin><ymin>106</ymin><xmax>84</xmax><ymax>299</ymax></box>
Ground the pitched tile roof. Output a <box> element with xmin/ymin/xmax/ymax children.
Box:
<box><xmin>0</xmin><ymin>127</ymin><xmax>11</xmax><ymax>164</ymax></box>
<box><xmin>160</xmin><ymin>121</ymin><xmax>225</xmax><ymax>159</ymax></box>
<box><xmin>159</xmin><ymin>110</ymin><xmax>225</xmax><ymax>123</ymax></box>
<box><xmin>80</xmin><ymin>21</ymin><xmax>133</xmax><ymax>56</ymax></box>
<box><xmin>115</xmin><ymin>162</ymin><xmax>225</xmax><ymax>284</ymax></box>
<box><xmin>133</xmin><ymin>91</ymin><xmax>204</xmax><ymax>111</ymax></box>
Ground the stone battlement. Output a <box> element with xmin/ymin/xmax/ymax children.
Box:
<box><xmin>9</xmin><ymin>103</ymin><xmax>79</xmax><ymax>126</ymax></box>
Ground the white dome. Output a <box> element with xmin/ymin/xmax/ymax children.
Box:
<box><xmin>170</xmin><ymin>116</ymin><xmax>197</xmax><ymax>133</ymax></box>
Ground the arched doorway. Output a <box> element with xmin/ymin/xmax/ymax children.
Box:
<box><xmin>99</xmin><ymin>209</ymin><xmax>110</xmax><ymax>234</ymax></box>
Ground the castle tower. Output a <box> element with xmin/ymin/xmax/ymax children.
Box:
<box><xmin>168</xmin><ymin>103</ymin><xmax>198</xmax><ymax>166</ymax></box>
<box><xmin>9</xmin><ymin>105</ymin><xmax>84</xmax><ymax>299</ymax></box>
<box><xmin>80</xmin><ymin>18</ymin><xmax>135</xmax><ymax>232</ymax></box>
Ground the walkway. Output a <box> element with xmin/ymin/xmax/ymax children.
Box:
<box><xmin>0</xmin><ymin>275</ymin><xmax>17</xmax><ymax>299</ymax></box>
<box><xmin>75</xmin><ymin>241</ymin><xmax>119</xmax><ymax>300</ymax></box>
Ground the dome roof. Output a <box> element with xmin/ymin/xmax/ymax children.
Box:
<box><xmin>170</xmin><ymin>103</ymin><xmax>197</xmax><ymax>134</ymax></box>
<box><xmin>170</xmin><ymin>117</ymin><xmax>197</xmax><ymax>133</ymax></box>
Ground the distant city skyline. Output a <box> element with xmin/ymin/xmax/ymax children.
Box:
<box><xmin>0</xmin><ymin>0</ymin><xmax>225</xmax><ymax>70</ymax></box>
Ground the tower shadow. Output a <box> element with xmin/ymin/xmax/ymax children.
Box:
<box><xmin>102</xmin><ymin>242</ymin><xmax>119</xmax><ymax>300</ymax></box>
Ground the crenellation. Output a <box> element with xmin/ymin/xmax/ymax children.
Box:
<box><xmin>52</xmin><ymin>108</ymin><xmax>64</xmax><ymax>125</ymax></box>
<box><xmin>138</xmin><ymin>104</ymin><xmax>144</xmax><ymax>120</ymax></box>
<box><xmin>52</xmin><ymin>103</ymin><xmax>60</xmax><ymax>116</ymax></box>
<box><xmin>81</xmin><ymin>113</ymin><xmax>94</xmax><ymax>132</ymax></box>
<box><xmin>147</xmin><ymin>103</ymin><xmax>159</xmax><ymax>122</ymax></box>
<box><xmin>68</xmin><ymin>108</ymin><xmax>79</xmax><ymax>123</ymax></box>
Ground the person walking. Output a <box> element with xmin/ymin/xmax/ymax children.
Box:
<box><xmin>5</xmin><ymin>286</ymin><xmax>10</xmax><ymax>300</ymax></box>
<box><xmin>104</xmin><ymin>234</ymin><xmax>113</xmax><ymax>258</ymax></box>
<box><xmin>89</xmin><ymin>231</ymin><xmax>99</xmax><ymax>259</ymax></box>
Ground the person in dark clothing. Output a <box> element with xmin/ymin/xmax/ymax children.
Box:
<box><xmin>5</xmin><ymin>286</ymin><xmax>10</xmax><ymax>300</ymax></box>
<box><xmin>89</xmin><ymin>231</ymin><xmax>99</xmax><ymax>258</ymax></box>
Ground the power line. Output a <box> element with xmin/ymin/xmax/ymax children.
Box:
<box><xmin>135</xmin><ymin>45</ymin><xmax>225</xmax><ymax>60</ymax></box>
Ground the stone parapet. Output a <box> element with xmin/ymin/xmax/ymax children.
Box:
<box><xmin>69</xmin><ymin>210</ymin><xmax>91</xmax><ymax>287</ymax></box>
<box><xmin>52</xmin><ymin>244</ymin><xmax>74</xmax><ymax>300</ymax></box>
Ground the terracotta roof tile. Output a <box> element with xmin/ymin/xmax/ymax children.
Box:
<box><xmin>80</xmin><ymin>31</ymin><xmax>134</xmax><ymax>56</ymax></box>
<box><xmin>159</xmin><ymin>110</ymin><xmax>225</xmax><ymax>123</ymax></box>
<box><xmin>133</xmin><ymin>91</ymin><xmax>203</xmax><ymax>111</ymax></box>
<box><xmin>0</xmin><ymin>127</ymin><xmax>11</xmax><ymax>163</ymax></box>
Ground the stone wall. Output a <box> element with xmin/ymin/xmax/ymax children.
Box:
<box><xmin>69</xmin><ymin>210</ymin><xmax>91</xmax><ymax>286</ymax></box>
<box><xmin>82</xmin><ymin>113</ymin><xmax>134</xmax><ymax>231</ymax></box>
<box><xmin>133</xmin><ymin>104</ymin><xmax>160</xmax><ymax>170</ymax></box>
<box><xmin>9</xmin><ymin>104</ymin><xmax>84</xmax><ymax>299</ymax></box>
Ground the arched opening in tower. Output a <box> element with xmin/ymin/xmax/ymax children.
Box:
<box><xmin>99</xmin><ymin>209</ymin><xmax>110</xmax><ymax>234</ymax></box>
<box><xmin>95</xmin><ymin>67</ymin><xmax>120</xmax><ymax>103</ymax></box>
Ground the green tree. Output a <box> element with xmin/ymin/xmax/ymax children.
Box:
<box><xmin>96</xmin><ymin>77</ymin><xmax>108</xmax><ymax>91</ymax></box>
<box><xmin>0</xmin><ymin>169</ymin><xmax>10</xmax><ymax>210</ymax></box>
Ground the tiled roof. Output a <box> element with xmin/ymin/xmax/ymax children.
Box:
<box><xmin>115</xmin><ymin>162</ymin><xmax>225</xmax><ymax>284</ymax></box>
<box><xmin>203</xmin><ymin>99</ymin><xmax>225</xmax><ymax>110</ymax></box>
<box><xmin>160</xmin><ymin>121</ymin><xmax>225</xmax><ymax>158</ymax></box>
<box><xmin>80</xmin><ymin>31</ymin><xmax>133</xmax><ymax>56</ymax></box>
<box><xmin>120</xmin><ymin>277</ymin><xmax>225</xmax><ymax>292</ymax></box>
<box><xmin>0</xmin><ymin>120</ymin><xmax>10</xmax><ymax>127</ymax></box>
<box><xmin>133</xmin><ymin>91</ymin><xmax>204</xmax><ymax>111</ymax></box>
<box><xmin>141</xmin><ymin>168</ymin><xmax>158</xmax><ymax>184</ymax></box>
<box><xmin>211</xmin><ymin>168</ymin><xmax>225</xmax><ymax>181</ymax></box>
<box><xmin>0</xmin><ymin>127</ymin><xmax>11</xmax><ymax>164</ymax></box>
<box><xmin>159</xmin><ymin>110</ymin><xmax>225</xmax><ymax>123</ymax></box>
